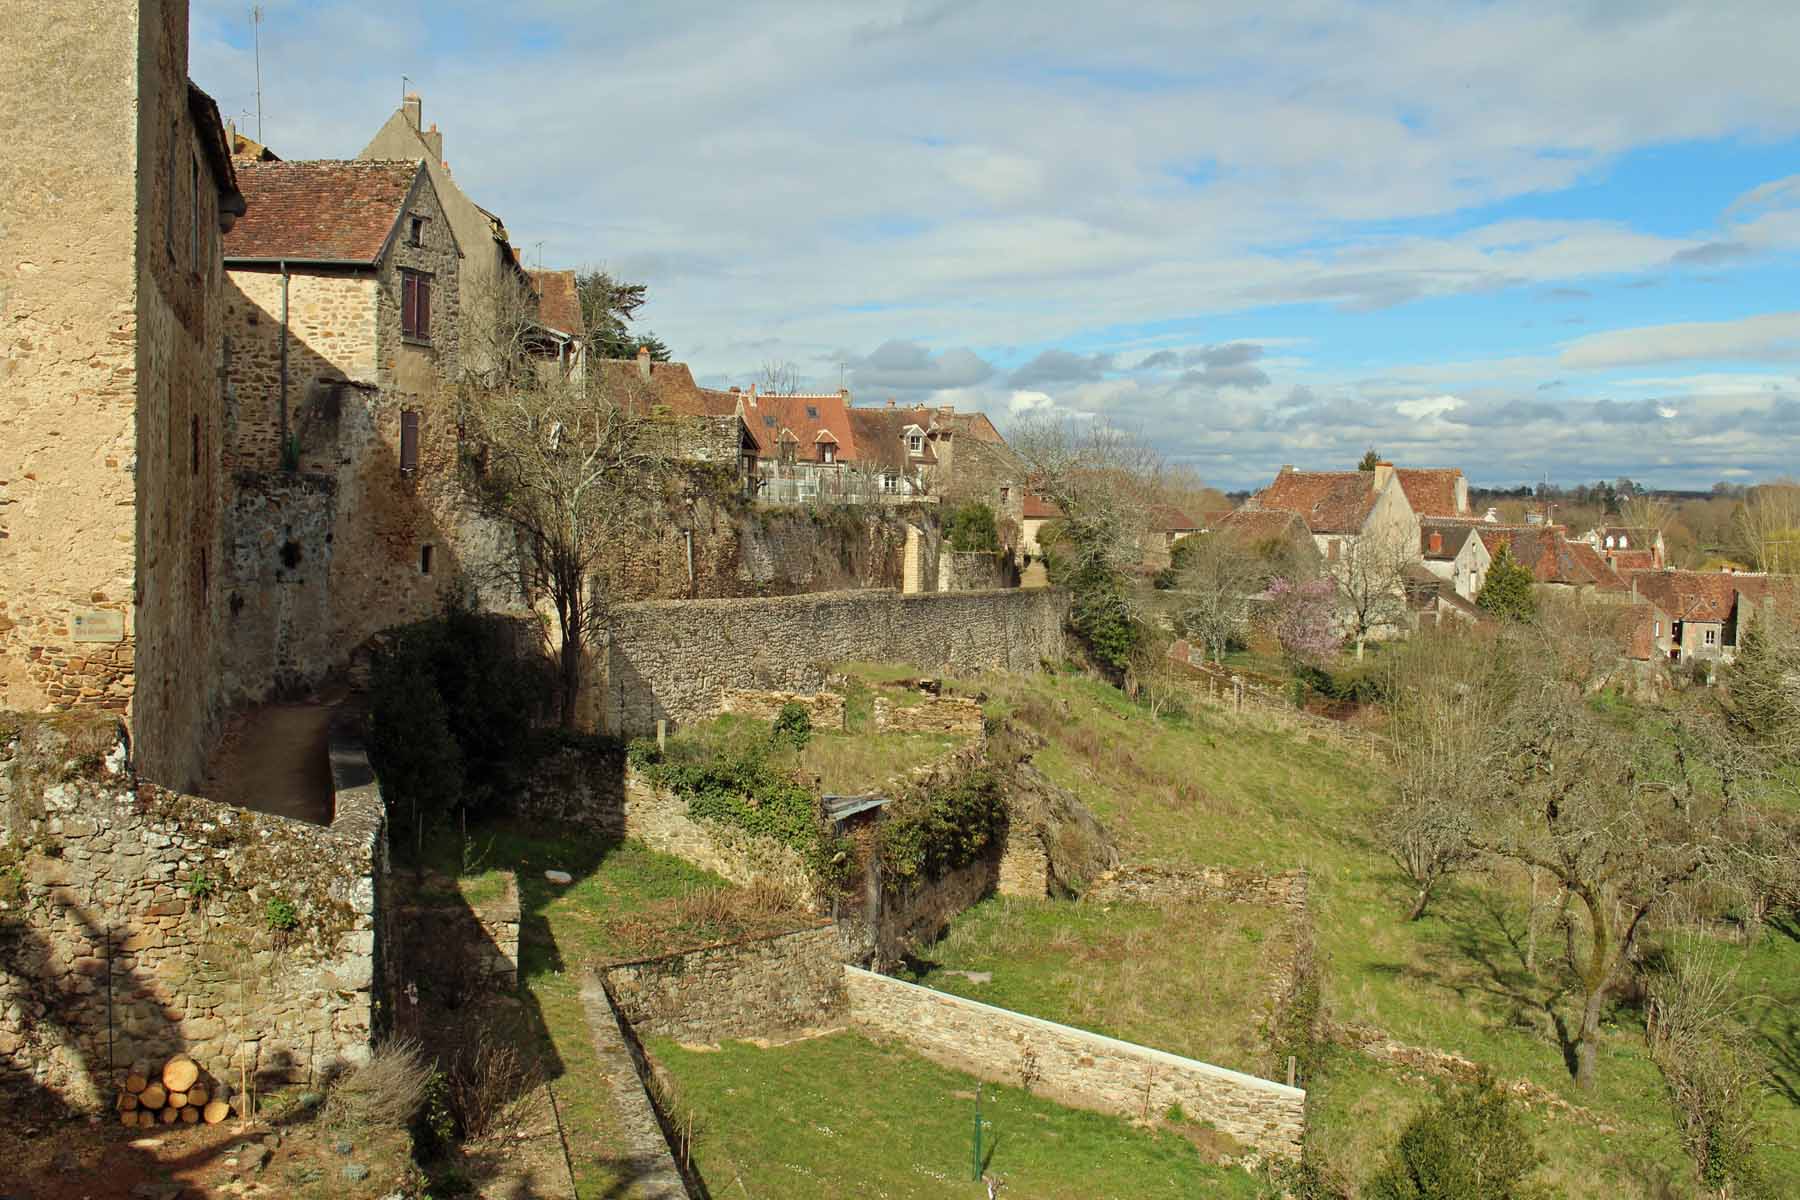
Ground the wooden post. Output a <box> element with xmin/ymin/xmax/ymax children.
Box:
<box><xmin>1287</xmin><ymin>1055</ymin><xmax>1297</xmax><ymax>1087</ymax></box>
<box><xmin>656</xmin><ymin>719</ymin><xmax>666</xmax><ymax>752</ymax></box>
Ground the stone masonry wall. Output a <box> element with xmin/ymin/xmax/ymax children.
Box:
<box><xmin>597</xmin><ymin>587</ymin><xmax>1066</xmax><ymax>735</ymax></box>
<box><xmin>0</xmin><ymin>714</ymin><xmax>386</xmax><ymax>1108</ymax></box>
<box><xmin>622</xmin><ymin>769</ymin><xmax>817</xmax><ymax>902</ymax></box>
<box><xmin>720</xmin><ymin>688</ymin><xmax>847</xmax><ymax>731</ymax></box>
<box><xmin>937</xmin><ymin>549</ymin><xmax>1013</xmax><ymax>592</ymax></box>
<box><xmin>601</xmin><ymin>923</ymin><xmax>850</xmax><ymax>1043</ymax></box>
<box><xmin>844</xmin><ymin>967</ymin><xmax>1305</xmax><ymax>1157</ymax></box>
<box><xmin>872</xmin><ymin>694</ymin><xmax>985</xmax><ymax>735</ymax></box>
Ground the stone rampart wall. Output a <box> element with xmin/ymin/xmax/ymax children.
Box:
<box><xmin>0</xmin><ymin>714</ymin><xmax>385</xmax><ymax>1108</ymax></box>
<box><xmin>601</xmin><ymin>923</ymin><xmax>850</xmax><ymax>1043</ymax></box>
<box><xmin>937</xmin><ymin>549</ymin><xmax>1014</xmax><ymax>592</ymax></box>
<box><xmin>843</xmin><ymin>967</ymin><xmax>1304</xmax><ymax>1157</ymax></box>
<box><xmin>598</xmin><ymin>587</ymin><xmax>1065</xmax><ymax>735</ymax></box>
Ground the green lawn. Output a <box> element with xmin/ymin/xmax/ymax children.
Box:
<box><xmin>907</xmin><ymin>894</ymin><xmax>1290</xmax><ymax>1078</ymax></box>
<box><xmin>970</xmin><ymin>667</ymin><xmax>1800</xmax><ymax>1196</ymax></box>
<box><xmin>649</xmin><ymin>1031</ymin><xmax>1263</xmax><ymax>1200</ymax></box>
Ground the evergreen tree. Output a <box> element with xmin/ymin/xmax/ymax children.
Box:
<box><xmin>1476</xmin><ymin>544</ymin><xmax>1536</xmax><ymax>622</ymax></box>
<box><xmin>1359</xmin><ymin>446</ymin><xmax>1382</xmax><ymax>471</ymax></box>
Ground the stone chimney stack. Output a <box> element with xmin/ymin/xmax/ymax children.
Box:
<box><xmin>1373</xmin><ymin>460</ymin><xmax>1395</xmax><ymax>492</ymax></box>
<box><xmin>1454</xmin><ymin>473</ymin><xmax>1469</xmax><ymax>514</ymax></box>
<box><xmin>421</xmin><ymin>120</ymin><xmax>444</xmax><ymax>163</ymax></box>
<box><xmin>402</xmin><ymin>92</ymin><xmax>423</xmax><ymax>131</ymax></box>
<box><xmin>636</xmin><ymin>345</ymin><xmax>652</xmax><ymax>381</ymax></box>
<box><xmin>1279</xmin><ymin>464</ymin><xmax>1294</xmax><ymax>475</ymax></box>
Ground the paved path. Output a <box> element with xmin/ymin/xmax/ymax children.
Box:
<box><xmin>201</xmin><ymin>698</ymin><xmax>340</xmax><ymax>825</ymax></box>
<box><xmin>578</xmin><ymin>977</ymin><xmax>691</xmax><ymax>1199</ymax></box>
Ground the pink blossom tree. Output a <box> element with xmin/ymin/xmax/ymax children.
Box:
<box><xmin>1266</xmin><ymin>576</ymin><xmax>1340</xmax><ymax>668</ymax></box>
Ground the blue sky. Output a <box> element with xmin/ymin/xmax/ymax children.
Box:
<box><xmin>191</xmin><ymin>1</ymin><xmax>1800</xmax><ymax>490</ymax></box>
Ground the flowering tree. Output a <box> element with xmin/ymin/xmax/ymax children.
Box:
<box><xmin>1266</xmin><ymin>576</ymin><xmax>1339</xmax><ymax>668</ymax></box>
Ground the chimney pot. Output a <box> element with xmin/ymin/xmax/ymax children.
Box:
<box><xmin>636</xmin><ymin>345</ymin><xmax>652</xmax><ymax>380</ymax></box>
<box><xmin>1279</xmin><ymin>464</ymin><xmax>1294</xmax><ymax>474</ymax></box>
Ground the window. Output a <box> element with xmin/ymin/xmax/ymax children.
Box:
<box><xmin>399</xmin><ymin>409</ymin><xmax>421</xmax><ymax>476</ymax></box>
<box><xmin>1704</xmin><ymin>628</ymin><xmax>1717</xmax><ymax>646</ymax></box>
<box><xmin>805</xmin><ymin>405</ymin><xmax>819</xmax><ymax>419</ymax></box>
<box><xmin>821</xmin><ymin>444</ymin><xmax>835</xmax><ymax>464</ymax></box>
<box><xmin>1000</xmin><ymin>486</ymin><xmax>1010</xmax><ymax>503</ymax></box>
<box><xmin>420</xmin><ymin>544</ymin><xmax>434</xmax><ymax>575</ymax></box>
<box><xmin>882</xmin><ymin>474</ymin><xmax>898</xmax><ymax>494</ymax></box>
<box><xmin>190</xmin><ymin>154</ymin><xmax>201</xmax><ymax>270</ymax></box>
<box><xmin>401</xmin><ymin>270</ymin><xmax>432</xmax><ymax>341</ymax></box>
<box><xmin>762</xmin><ymin>415</ymin><xmax>775</xmax><ymax>428</ymax></box>
<box><xmin>908</xmin><ymin>434</ymin><xmax>923</xmax><ymax>454</ymax></box>
<box><xmin>409</xmin><ymin>215</ymin><xmax>425</xmax><ymax>246</ymax></box>
<box><xmin>780</xmin><ymin>442</ymin><xmax>797</xmax><ymax>464</ymax></box>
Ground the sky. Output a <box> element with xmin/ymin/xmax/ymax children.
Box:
<box><xmin>190</xmin><ymin>1</ymin><xmax>1800</xmax><ymax>491</ymax></box>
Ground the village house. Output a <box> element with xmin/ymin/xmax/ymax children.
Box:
<box><xmin>1419</xmin><ymin>520</ymin><xmax>1493</xmax><ymax>600</ymax></box>
<box><xmin>1624</xmin><ymin>568</ymin><xmax>1785</xmax><ymax>665</ymax></box>
<box><xmin>1242</xmin><ymin>461</ymin><xmax>1422</xmax><ymax>577</ymax></box>
<box><xmin>1581</xmin><ymin>524</ymin><xmax>1666</xmax><ymax>571</ymax></box>
<box><xmin>216</xmin><ymin>157</ymin><xmax>475</xmax><ymax>707</ymax></box>
<box><xmin>1475</xmin><ymin>526</ymin><xmax>1628</xmax><ymax>600</ymax></box>
<box><xmin>1394</xmin><ymin>467</ymin><xmax>1473</xmax><ymax>520</ymax></box>
<box><xmin>586</xmin><ymin>350</ymin><xmax>759</xmax><ymax>487</ymax></box>
<box><xmin>1</xmin><ymin>3</ymin><xmax>244</xmax><ymax>790</ymax></box>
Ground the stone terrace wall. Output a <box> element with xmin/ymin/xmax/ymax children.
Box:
<box><xmin>937</xmin><ymin>550</ymin><xmax>1014</xmax><ymax>592</ymax></box>
<box><xmin>597</xmin><ymin>587</ymin><xmax>1066</xmax><ymax>735</ymax></box>
<box><xmin>622</xmin><ymin>769</ymin><xmax>816</xmax><ymax>903</ymax></box>
<box><xmin>0</xmin><ymin>714</ymin><xmax>385</xmax><ymax>1108</ymax></box>
<box><xmin>873</xmin><ymin>694</ymin><xmax>985</xmax><ymax>735</ymax></box>
<box><xmin>1084</xmin><ymin>865</ymin><xmax>1309</xmax><ymax>916</ymax></box>
<box><xmin>602</xmin><ymin>923</ymin><xmax>850</xmax><ymax>1043</ymax></box>
<box><xmin>720</xmin><ymin>688</ymin><xmax>847</xmax><ymax>731</ymax></box>
<box><xmin>844</xmin><ymin>967</ymin><xmax>1305</xmax><ymax>1157</ymax></box>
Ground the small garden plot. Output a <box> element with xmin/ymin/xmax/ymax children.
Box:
<box><xmin>649</xmin><ymin>1031</ymin><xmax>1261</xmax><ymax>1200</ymax></box>
<box><xmin>906</xmin><ymin>895</ymin><xmax>1294</xmax><ymax>1078</ymax></box>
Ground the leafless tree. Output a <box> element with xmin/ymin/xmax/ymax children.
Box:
<box><xmin>1733</xmin><ymin>479</ymin><xmax>1800</xmax><ymax>573</ymax></box>
<box><xmin>1334</xmin><ymin>526</ymin><xmax>1414</xmax><ymax>660</ymax></box>
<box><xmin>1618</xmin><ymin>492</ymin><xmax>1677</xmax><ymax>539</ymax></box>
<box><xmin>456</xmin><ymin>273</ymin><xmax>668</xmax><ymax>727</ymax></box>
<box><xmin>759</xmin><ymin>359</ymin><xmax>801</xmax><ymax>395</ymax></box>
<box><xmin>1173</xmin><ymin>533</ymin><xmax>1262</xmax><ymax>662</ymax></box>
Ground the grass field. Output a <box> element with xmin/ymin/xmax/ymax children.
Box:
<box><xmin>967</xmin><ymin>666</ymin><xmax>1800</xmax><ymax>1196</ymax></box>
<box><xmin>649</xmin><ymin>1030</ymin><xmax>1264</xmax><ymax>1200</ymax></box>
<box><xmin>906</xmin><ymin>894</ymin><xmax>1291</xmax><ymax>1077</ymax></box>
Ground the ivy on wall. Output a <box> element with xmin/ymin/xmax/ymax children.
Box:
<box><xmin>874</xmin><ymin>765</ymin><xmax>1007</xmax><ymax>886</ymax></box>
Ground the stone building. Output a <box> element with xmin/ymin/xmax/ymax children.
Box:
<box><xmin>1244</xmin><ymin>461</ymin><xmax>1422</xmax><ymax>577</ymax></box>
<box><xmin>1</xmin><ymin>0</ymin><xmax>245</xmax><ymax>790</ymax></box>
<box><xmin>216</xmin><ymin>158</ymin><xmax>471</xmax><ymax>707</ymax></box>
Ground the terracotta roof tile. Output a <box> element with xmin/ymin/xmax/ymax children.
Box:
<box><xmin>224</xmin><ymin>159</ymin><xmax>422</xmax><ymax>263</ymax></box>
<box><xmin>847</xmin><ymin>407</ymin><xmax>937</xmax><ymax>473</ymax></box>
<box><xmin>1624</xmin><ymin>569</ymin><xmax>1790</xmax><ymax>623</ymax></box>
<box><xmin>589</xmin><ymin>358</ymin><xmax>741</xmax><ymax>420</ymax></box>
<box><xmin>1250</xmin><ymin>470</ymin><xmax>1380</xmax><ymax>534</ymax></box>
<box><xmin>1420</xmin><ymin>520</ymin><xmax>1478</xmax><ymax>561</ymax></box>
<box><xmin>1023</xmin><ymin>493</ymin><xmax>1063</xmax><ymax>519</ymax></box>
<box><xmin>1148</xmin><ymin>503</ymin><xmax>1201</xmax><ymax>532</ymax></box>
<box><xmin>1215</xmin><ymin>509</ymin><xmax>1309</xmax><ymax>544</ymax></box>
<box><xmin>529</xmin><ymin>268</ymin><xmax>581</xmax><ymax>337</ymax></box>
<box><xmin>744</xmin><ymin>394</ymin><xmax>858</xmax><ymax>463</ymax></box>
<box><xmin>1395</xmin><ymin>468</ymin><xmax>1466</xmax><ymax>518</ymax></box>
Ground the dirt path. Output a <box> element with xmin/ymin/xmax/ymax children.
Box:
<box><xmin>201</xmin><ymin>696</ymin><xmax>344</xmax><ymax>825</ymax></box>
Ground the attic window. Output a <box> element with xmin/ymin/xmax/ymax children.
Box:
<box><xmin>762</xmin><ymin>415</ymin><xmax>775</xmax><ymax>428</ymax></box>
<box><xmin>806</xmin><ymin>405</ymin><xmax>819</xmax><ymax>419</ymax></box>
<box><xmin>908</xmin><ymin>434</ymin><xmax>923</xmax><ymax>454</ymax></box>
<box><xmin>409</xmin><ymin>215</ymin><xmax>425</xmax><ymax>246</ymax></box>
<box><xmin>821</xmin><ymin>444</ymin><xmax>835</xmax><ymax>464</ymax></box>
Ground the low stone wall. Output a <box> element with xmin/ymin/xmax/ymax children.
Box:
<box><xmin>937</xmin><ymin>550</ymin><xmax>1013</xmax><ymax>592</ymax></box>
<box><xmin>394</xmin><ymin>873</ymin><xmax>520</xmax><ymax>997</ymax></box>
<box><xmin>872</xmin><ymin>694</ymin><xmax>985</xmax><ymax>735</ymax></box>
<box><xmin>623</xmin><ymin>769</ymin><xmax>816</xmax><ymax>903</ymax></box>
<box><xmin>720</xmin><ymin>689</ymin><xmax>847</xmax><ymax>731</ymax></box>
<box><xmin>509</xmin><ymin>742</ymin><xmax>626</xmax><ymax>835</ymax></box>
<box><xmin>996</xmin><ymin>825</ymin><xmax>1051</xmax><ymax>898</ymax></box>
<box><xmin>1</xmin><ymin>713</ymin><xmax>386</xmax><ymax>1108</ymax></box>
<box><xmin>843</xmin><ymin>967</ymin><xmax>1304</xmax><ymax>1157</ymax></box>
<box><xmin>597</xmin><ymin>587</ymin><xmax>1066</xmax><ymax>735</ymax></box>
<box><xmin>602</xmin><ymin>923</ymin><xmax>850</xmax><ymax>1043</ymax></box>
<box><xmin>1083</xmin><ymin>865</ymin><xmax>1309</xmax><ymax>916</ymax></box>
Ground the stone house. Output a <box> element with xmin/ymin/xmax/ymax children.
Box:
<box><xmin>1019</xmin><ymin>493</ymin><xmax>1064</xmax><ymax>559</ymax></box>
<box><xmin>1474</xmin><ymin>526</ymin><xmax>1627</xmax><ymax>600</ymax></box>
<box><xmin>587</xmin><ymin>352</ymin><xmax>759</xmax><ymax>486</ymax></box>
<box><xmin>1</xmin><ymin>1</ymin><xmax>245</xmax><ymax>790</ymax></box>
<box><xmin>1582</xmin><ymin>524</ymin><xmax>1665</xmax><ymax>571</ymax></box>
<box><xmin>1419</xmin><ymin>520</ymin><xmax>1492</xmax><ymax>600</ymax></box>
<box><xmin>1243</xmin><ymin>461</ymin><xmax>1421</xmax><ymax>579</ymax></box>
<box><xmin>1624</xmin><ymin>569</ymin><xmax>1786</xmax><ymax>665</ymax></box>
<box><xmin>1394</xmin><ymin>467</ymin><xmax>1472</xmax><ymax>519</ymax></box>
<box><xmin>217</xmin><ymin>158</ymin><xmax>470</xmax><ymax>707</ymax></box>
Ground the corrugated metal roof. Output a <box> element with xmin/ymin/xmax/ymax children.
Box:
<box><xmin>823</xmin><ymin>794</ymin><xmax>889</xmax><ymax>822</ymax></box>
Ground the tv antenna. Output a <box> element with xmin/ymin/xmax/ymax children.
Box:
<box><xmin>250</xmin><ymin>6</ymin><xmax>264</xmax><ymax>141</ymax></box>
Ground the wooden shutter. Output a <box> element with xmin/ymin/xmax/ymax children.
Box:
<box><xmin>417</xmin><ymin>275</ymin><xmax>431</xmax><ymax>338</ymax></box>
<box><xmin>400</xmin><ymin>409</ymin><xmax>420</xmax><ymax>475</ymax></box>
<box><xmin>401</xmin><ymin>273</ymin><xmax>417</xmax><ymax>337</ymax></box>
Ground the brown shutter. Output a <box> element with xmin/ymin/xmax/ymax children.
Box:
<box><xmin>417</xmin><ymin>276</ymin><xmax>431</xmax><ymax>338</ymax></box>
<box><xmin>401</xmin><ymin>273</ymin><xmax>417</xmax><ymax>337</ymax></box>
<box><xmin>400</xmin><ymin>410</ymin><xmax>420</xmax><ymax>474</ymax></box>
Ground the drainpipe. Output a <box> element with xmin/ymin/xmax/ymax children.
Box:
<box><xmin>278</xmin><ymin>261</ymin><xmax>291</xmax><ymax>462</ymax></box>
<box><xmin>684</xmin><ymin>528</ymin><xmax>695</xmax><ymax>597</ymax></box>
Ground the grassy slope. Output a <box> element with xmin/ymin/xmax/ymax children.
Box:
<box><xmin>970</xmin><ymin>667</ymin><xmax>1800</xmax><ymax>1196</ymax></box>
<box><xmin>906</xmin><ymin>894</ymin><xmax>1288</xmax><ymax>1077</ymax></box>
<box><xmin>650</xmin><ymin>1031</ymin><xmax>1262</xmax><ymax>1200</ymax></box>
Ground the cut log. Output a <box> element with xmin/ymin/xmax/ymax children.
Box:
<box><xmin>202</xmin><ymin>1099</ymin><xmax>230</xmax><ymax>1125</ymax></box>
<box><xmin>117</xmin><ymin>1092</ymin><xmax>139</xmax><ymax>1111</ymax></box>
<box><xmin>168</xmin><ymin>1091</ymin><xmax>188</xmax><ymax>1108</ymax></box>
<box><xmin>124</xmin><ymin>1073</ymin><xmax>148</xmax><ymax>1094</ymax></box>
<box><xmin>186</xmin><ymin>1085</ymin><xmax>208</xmax><ymax>1108</ymax></box>
<box><xmin>161</xmin><ymin>1056</ymin><xmax>200</xmax><ymax>1093</ymax></box>
<box><xmin>140</xmin><ymin>1084</ymin><xmax>167</xmax><ymax>1110</ymax></box>
<box><xmin>158</xmin><ymin>1106</ymin><xmax>178</xmax><ymax>1125</ymax></box>
<box><xmin>180</xmin><ymin>1106</ymin><xmax>199</xmax><ymax>1125</ymax></box>
<box><xmin>120</xmin><ymin>1111</ymin><xmax>136</xmax><ymax>1127</ymax></box>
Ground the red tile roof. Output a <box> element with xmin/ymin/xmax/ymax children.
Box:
<box><xmin>589</xmin><ymin>358</ymin><xmax>743</xmax><ymax>420</ymax></box>
<box><xmin>846</xmin><ymin>406</ymin><xmax>938</xmax><ymax>473</ymax></box>
<box><xmin>1148</xmin><ymin>503</ymin><xmax>1200</xmax><ymax>532</ymax></box>
<box><xmin>224</xmin><ymin>159</ymin><xmax>423</xmax><ymax>263</ymax></box>
<box><xmin>1022</xmin><ymin>493</ymin><xmax>1063</xmax><ymax>519</ymax></box>
<box><xmin>1250</xmin><ymin>470</ymin><xmax>1381</xmax><ymax>534</ymax></box>
<box><xmin>744</xmin><ymin>393</ymin><xmax>858</xmax><ymax>463</ymax></box>
<box><xmin>1395</xmin><ymin>468</ymin><xmax>1467</xmax><ymax>518</ymax></box>
<box><xmin>1479</xmin><ymin>526</ymin><xmax>1624</xmax><ymax>589</ymax></box>
<box><xmin>529</xmin><ymin>268</ymin><xmax>582</xmax><ymax>337</ymax></box>
<box><xmin>1624</xmin><ymin>569</ymin><xmax>1789</xmax><ymax>623</ymax></box>
<box><xmin>1615</xmin><ymin>602</ymin><xmax>1668</xmax><ymax>661</ymax></box>
<box><xmin>1420</xmin><ymin>520</ymin><xmax>1479</xmax><ymax>561</ymax></box>
<box><xmin>1608</xmin><ymin>548</ymin><xmax>1659</xmax><ymax>571</ymax></box>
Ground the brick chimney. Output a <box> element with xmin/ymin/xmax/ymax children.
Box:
<box><xmin>1279</xmin><ymin>464</ymin><xmax>1294</xmax><ymax>474</ymax></box>
<box><xmin>402</xmin><ymin>92</ymin><xmax>423</xmax><ymax>131</ymax></box>
<box><xmin>1428</xmin><ymin>531</ymin><xmax>1443</xmax><ymax>555</ymax></box>
<box><xmin>636</xmin><ymin>345</ymin><xmax>652</xmax><ymax>380</ymax></box>
<box><xmin>421</xmin><ymin>120</ymin><xmax>444</xmax><ymax>163</ymax></box>
<box><xmin>1373</xmin><ymin>460</ymin><xmax>1395</xmax><ymax>492</ymax></box>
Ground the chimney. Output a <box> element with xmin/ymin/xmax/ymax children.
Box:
<box><xmin>421</xmin><ymin>120</ymin><xmax>444</xmax><ymax>162</ymax></box>
<box><xmin>729</xmin><ymin>386</ymin><xmax>741</xmax><ymax>394</ymax></box>
<box><xmin>636</xmin><ymin>345</ymin><xmax>652</xmax><ymax>381</ymax></box>
<box><xmin>1454</xmin><ymin>474</ymin><xmax>1469</xmax><ymax>514</ymax></box>
<box><xmin>747</xmin><ymin>384</ymin><xmax>757</xmax><ymax>408</ymax></box>
<box><xmin>1279</xmin><ymin>464</ymin><xmax>1294</xmax><ymax>474</ymax></box>
<box><xmin>1373</xmin><ymin>460</ymin><xmax>1395</xmax><ymax>492</ymax></box>
<box><xmin>887</xmin><ymin>397</ymin><xmax>895</xmax><ymax>409</ymax></box>
<box><xmin>402</xmin><ymin>91</ymin><xmax>423</xmax><ymax>131</ymax></box>
<box><xmin>1428</xmin><ymin>531</ymin><xmax>1443</xmax><ymax>555</ymax></box>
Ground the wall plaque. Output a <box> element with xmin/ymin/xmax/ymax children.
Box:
<box><xmin>71</xmin><ymin>610</ymin><xmax>126</xmax><ymax>642</ymax></box>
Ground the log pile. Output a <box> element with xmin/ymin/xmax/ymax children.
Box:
<box><xmin>115</xmin><ymin>1055</ymin><xmax>232</xmax><ymax>1129</ymax></box>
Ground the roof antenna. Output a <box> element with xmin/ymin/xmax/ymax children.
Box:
<box><xmin>250</xmin><ymin>6</ymin><xmax>264</xmax><ymax>141</ymax></box>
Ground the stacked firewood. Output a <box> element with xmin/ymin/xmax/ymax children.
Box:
<box><xmin>115</xmin><ymin>1055</ymin><xmax>231</xmax><ymax>1128</ymax></box>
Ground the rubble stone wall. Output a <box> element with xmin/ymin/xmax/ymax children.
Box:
<box><xmin>0</xmin><ymin>714</ymin><xmax>386</xmax><ymax>1108</ymax></box>
<box><xmin>843</xmin><ymin>967</ymin><xmax>1304</xmax><ymax>1157</ymax></box>
<box><xmin>598</xmin><ymin>587</ymin><xmax>1065</xmax><ymax>735</ymax></box>
<box><xmin>602</xmin><ymin>923</ymin><xmax>850</xmax><ymax>1043</ymax></box>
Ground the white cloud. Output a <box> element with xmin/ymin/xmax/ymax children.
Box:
<box><xmin>1559</xmin><ymin>313</ymin><xmax>1800</xmax><ymax>369</ymax></box>
<box><xmin>1395</xmin><ymin>394</ymin><xmax>1461</xmax><ymax>420</ymax></box>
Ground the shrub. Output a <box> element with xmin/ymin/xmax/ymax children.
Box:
<box><xmin>445</xmin><ymin>1029</ymin><xmax>536</xmax><ymax>1141</ymax></box>
<box><xmin>877</xmin><ymin>766</ymin><xmax>1008</xmax><ymax>884</ymax></box>
<box><xmin>263</xmin><ymin>896</ymin><xmax>299</xmax><ymax>932</ymax></box>
<box><xmin>327</xmin><ymin>1038</ymin><xmax>433</xmax><ymax>1129</ymax></box>
<box><xmin>946</xmin><ymin>502</ymin><xmax>1000</xmax><ymax>552</ymax></box>
<box><xmin>771</xmin><ymin>701</ymin><xmax>813</xmax><ymax>750</ymax></box>
<box><xmin>1367</xmin><ymin>1072</ymin><xmax>1549</xmax><ymax>1200</ymax></box>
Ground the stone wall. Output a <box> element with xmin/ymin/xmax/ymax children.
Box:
<box><xmin>597</xmin><ymin>587</ymin><xmax>1066</xmax><ymax>735</ymax></box>
<box><xmin>621</xmin><ymin>769</ymin><xmax>816</xmax><ymax>902</ymax></box>
<box><xmin>843</xmin><ymin>967</ymin><xmax>1304</xmax><ymax>1157</ymax></box>
<box><xmin>394</xmin><ymin>873</ymin><xmax>520</xmax><ymax>997</ymax></box>
<box><xmin>601</xmin><ymin>923</ymin><xmax>850</xmax><ymax>1043</ymax></box>
<box><xmin>937</xmin><ymin>549</ymin><xmax>1013</xmax><ymax>592</ymax></box>
<box><xmin>720</xmin><ymin>689</ymin><xmax>847</xmax><ymax>731</ymax></box>
<box><xmin>872</xmin><ymin>694</ymin><xmax>985</xmax><ymax>735</ymax></box>
<box><xmin>1083</xmin><ymin>865</ymin><xmax>1310</xmax><ymax>916</ymax></box>
<box><xmin>0</xmin><ymin>713</ymin><xmax>386</xmax><ymax>1109</ymax></box>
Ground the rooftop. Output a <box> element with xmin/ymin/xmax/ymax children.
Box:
<box><xmin>224</xmin><ymin>159</ymin><xmax>423</xmax><ymax>264</ymax></box>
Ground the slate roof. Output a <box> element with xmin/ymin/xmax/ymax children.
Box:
<box><xmin>224</xmin><ymin>159</ymin><xmax>424</xmax><ymax>263</ymax></box>
<box><xmin>1250</xmin><ymin>470</ymin><xmax>1381</xmax><ymax>535</ymax></box>
<box><xmin>529</xmin><ymin>268</ymin><xmax>582</xmax><ymax>337</ymax></box>
<box><xmin>1396</xmin><ymin>468</ymin><xmax>1467</xmax><ymax>518</ymax></box>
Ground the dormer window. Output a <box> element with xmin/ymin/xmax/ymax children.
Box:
<box><xmin>822</xmin><ymin>444</ymin><xmax>835</xmax><ymax>464</ymax></box>
<box><xmin>1618</xmin><ymin>534</ymin><xmax>1630</xmax><ymax>549</ymax></box>
<box><xmin>805</xmin><ymin>405</ymin><xmax>819</xmax><ymax>419</ymax></box>
<box><xmin>908</xmin><ymin>434</ymin><xmax>923</xmax><ymax>454</ymax></box>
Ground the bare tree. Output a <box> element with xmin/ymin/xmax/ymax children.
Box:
<box><xmin>1173</xmin><ymin>533</ymin><xmax>1261</xmax><ymax>662</ymax></box>
<box><xmin>1618</xmin><ymin>492</ymin><xmax>1676</xmax><ymax>538</ymax></box>
<box><xmin>1334</xmin><ymin>526</ymin><xmax>1414</xmax><ymax>660</ymax></box>
<box><xmin>1733</xmin><ymin>480</ymin><xmax>1800</xmax><ymax>573</ymax></box>
<box><xmin>457</xmin><ymin>274</ymin><xmax>668</xmax><ymax>727</ymax></box>
<box><xmin>759</xmin><ymin>359</ymin><xmax>801</xmax><ymax>395</ymax></box>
